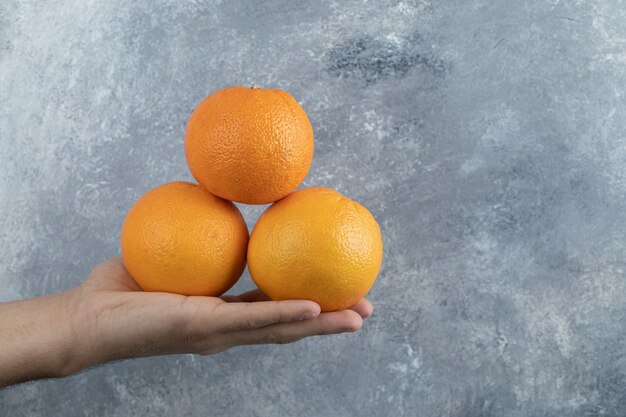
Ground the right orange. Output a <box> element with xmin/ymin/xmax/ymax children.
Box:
<box><xmin>185</xmin><ymin>85</ymin><xmax>314</xmax><ymax>205</ymax></box>
<box><xmin>248</xmin><ymin>187</ymin><xmax>383</xmax><ymax>311</ymax></box>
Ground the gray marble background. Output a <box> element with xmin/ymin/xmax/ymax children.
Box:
<box><xmin>2</xmin><ymin>0</ymin><xmax>626</xmax><ymax>416</ymax></box>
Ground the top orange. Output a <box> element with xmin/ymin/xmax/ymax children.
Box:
<box><xmin>185</xmin><ymin>86</ymin><xmax>314</xmax><ymax>204</ymax></box>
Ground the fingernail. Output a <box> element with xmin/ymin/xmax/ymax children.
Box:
<box><xmin>299</xmin><ymin>311</ymin><xmax>317</xmax><ymax>320</ymax></box>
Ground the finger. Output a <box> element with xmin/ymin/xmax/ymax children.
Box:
<box><xmin>229</xmin><ymin>309</ymin><xmax>364</xmax><ymax>347</ymax></box>
<box><xmin>213</xmin><ymin>300</ymin><xmax>321</xmax><ymax>332</ymax></box>
<box><xmin>349</xmin><ymin>299</ymin><xmax>374</xmax><ymax>318</ymax></box>
<box><xmin>220</xmin><ymin>289</ymin><xmax>271</xmax><ymax>303</ymax></box>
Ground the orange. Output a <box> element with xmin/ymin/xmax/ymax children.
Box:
<box><xmin>120</xmin><ymin>181</ymin><xmax>248</xmax><ymax>296</ymax></box>
<box><xmin>247</xmin><ymin>187</ymin><xmax>383</xmax><ymax>311</ymax></box>
<box><xmin>184</xmin><ymin>85</ymin><xmax>314</xmax><ymax>205</ymax></box>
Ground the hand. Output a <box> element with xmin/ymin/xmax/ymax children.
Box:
<box><xmin>0</xmin><ymin>258</ymin><xmax>373</xmax><ymax>387</ymax></box>
<box><xmin>72</xmin><ymin>258</ymin><xmax>372</xmax><ymax>364</ymax></box>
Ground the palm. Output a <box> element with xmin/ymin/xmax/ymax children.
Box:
<box><xmin>83</xmin><ymin>257</ymin><xmax>372</xmax><ymax>312</ymax></box>
<box><xmin>72</xmin><ymin>257</ymin><xmax>372</xmax><ymax>362</ymax></box>
<box><xmin>84</xmin><ymin>257</ymin><xmax>146</xmax><ymax>292</ymax></box>
<box><xmin>82</xmin><ymin>257</ymin><xmax>280</xmax><ymax>306</ymax></box>
<box><xmin>80</xmin><ymin>257</ymin><xmax>217</xmax><ymax>320</ymax></box>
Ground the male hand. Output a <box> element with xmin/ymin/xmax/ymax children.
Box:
<box><xmin>0</xmin><ymin>258</ymin><xmax>373</xmax><ymax>387</ymax></box>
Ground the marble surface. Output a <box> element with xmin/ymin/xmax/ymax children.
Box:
<box><xmin>2</xmin><ymin>0</ymin><xmax>626</xmax><ymax>415</ymax></box>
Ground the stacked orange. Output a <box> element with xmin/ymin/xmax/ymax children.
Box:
<box><xmin>121</xmin><ymin>85</ymin><xmax>383</xmax><ymax>311</ymax></box>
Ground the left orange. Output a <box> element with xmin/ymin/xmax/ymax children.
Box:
<box><xmin>121</xmin><ymin>181</ymin><xmax>249</xmax><ymax>296</ymax></box>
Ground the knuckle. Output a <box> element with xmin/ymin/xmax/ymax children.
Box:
<box><xmin>271</xmin><ymin>303</ymin><xmax>284</xmax><ymax>323</ymax></box>
<box><xmin>263</xmin><ymin>333</ymin><xmax>283</xmax><ymax>345</ymax></box>
<box><xmin>176</xmin><ymin>329</ymin><xmax>203</xmax><ymax>347</ymax></box>
<box><xmin>216</xmin><ymin>305</ymin><xmax>258</xmax><ymax>332</ymax></box>
<box><xmin>238</xmin><ymin>304</ymin><xmax>263</xmax><ymax>330</ymax></box>
<box><xmin>231</xmin><ymin>316</ymin><xmax>259</xmax><ymax>331</ymax></box>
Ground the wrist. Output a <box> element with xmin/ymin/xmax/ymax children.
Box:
<box><xmin>22</xmin><ymin>288</ymin><xmax>88</xmax><ymax>379</ymax></box>
<box><xmin>0</xmin><ymin>288</ymin><xmax>86</xmax><ymax>386</ymax></box>
<box><xmin>54</xmin><ymin>287</ymin><xmax>89</xmax><ymax>377</ymax></box>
